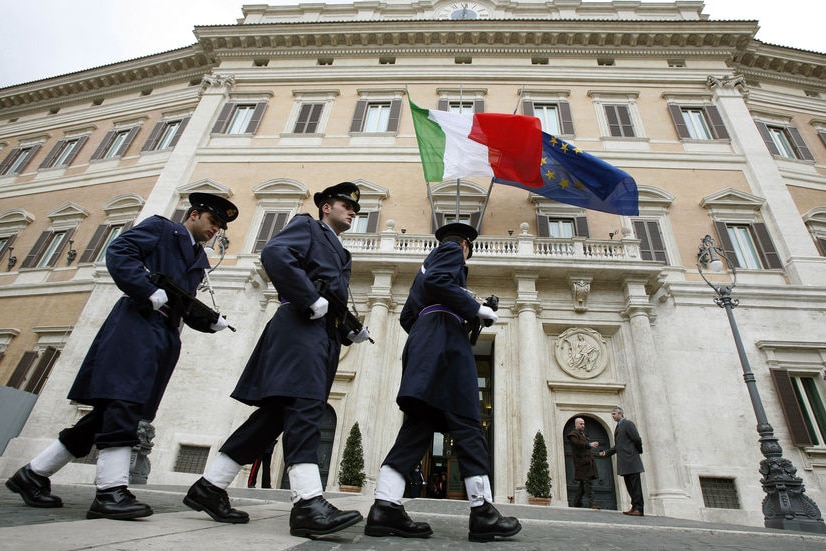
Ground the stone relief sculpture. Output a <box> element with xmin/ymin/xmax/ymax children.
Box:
<box><xmin>554</xmin><ymin>327</ymin><xmax>608</xmax><ymax>379</ymax></box>
<box><xmin>571</xmin><ymin>280</ymin><xmax>591</xmax><ymax>312</ymax></box>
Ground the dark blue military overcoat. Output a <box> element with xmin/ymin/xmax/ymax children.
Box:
<box><xmin>67</xmin><ymin>215</ymin><xmax>209</xmax><ymax>418</ymax></box>
<box><xmin>397</xmin><ymin>241</ymin><xmax>481</xmax><ymax>421</ymax></box>
<box><xmin>230</xmin><ymin>214</ymin><xmax>351</xmax><ymax>405</ymax></box>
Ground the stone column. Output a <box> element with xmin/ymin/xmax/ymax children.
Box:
<box><xmin>622</xmin><ymin>279</ymin><xmax>691</xmax><ymax>517</ymax></box>
<box><xmin>513</xmin><ymin>272</ymin><xmax>544</xmax><ymax>500</ymax></box>
<box><xmin>707</xmin><ymin>74</ymin><xmax>821</xmax><ymax>284</ymax></box>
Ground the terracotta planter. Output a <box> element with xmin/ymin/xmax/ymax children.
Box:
<box><xmin>339</xmin><ymin>484</ymin><xmax>362</xmax><ymax>493</ymax></box>
<box><xmin>528</xmin><ymin>496</ymin><xmax>551</xmax><ymax>506</ymax></box>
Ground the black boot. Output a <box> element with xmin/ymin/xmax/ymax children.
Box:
<box><xmin>364</xmin><ymin>499</ymin><xmax>432</xmax><ymax>538</ymax></box>
<box><xmin>87</xmin><ymin>486</ymin><xmax>153</xmax><ymax>520</ymax></box>
<box><xmin>289</xmin><ymin>495</ymin><xmax>363</xmax><ymax>537</ymax></box>
<box><xmin>468</xmin><ymin>501</ymin><xmax>522</xmax><ymax>542</ymax></box>
<box><xmin>5</xmin><ymin>464</ymin><xmax>63</xmax><ymax>508</ymax></box>
<box><xmin>183</xmin><ymin>477</ymin><xmax>249</xmax><ymax>524</ymax></box>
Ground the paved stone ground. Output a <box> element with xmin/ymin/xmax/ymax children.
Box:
<box><xmin>2</xmin><ymin>483</ymin><xmax>826</xmax><ymax>550</ymax></box>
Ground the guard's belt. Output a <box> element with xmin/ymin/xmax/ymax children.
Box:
<box><xmin>419</xmin><ymin>304</ymin><xmax>463</xmax><ymax>324</ymax></box>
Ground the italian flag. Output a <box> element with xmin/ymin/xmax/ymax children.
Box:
<box><xmin>410</xmin><ymin>99</ymin><xmax>543</xmax><ymax>186</ymax></box>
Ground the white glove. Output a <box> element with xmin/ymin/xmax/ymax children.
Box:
<box><xmin>476</xmin><ymin>304</ymin><xmax>498</xmax><ymax>324</ymax></box>
<box><xmin>309</xmin><ymin>296</ymin><xmax>329</xmax><ymax>320</ymax></box>
<box><xmin>347</xmin><ymin>327</ymin><xmax>372</xmax><ymax>344</ymax></box>
<box><xmin>210</xmin><ymin>315</ymin><xmax>230</xmax><ymax>332</ymax></box>
<box><xmin>149</xmin><ymin>288</ymin><xmax>168</xmax><ymax>311</ymax></box>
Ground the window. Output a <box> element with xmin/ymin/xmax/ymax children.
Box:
<box><xmin>6</xmin><ymin>346</ymin><xmax>60</xmax><ymax>394</ymax></box>
<box><xmin>522</xmin><ymin>101</ymin><xmax>575</xmax><ymax>136</ymax></box>
<box><xmin>79</xmin><ymin>222</ymin><xmax>131</xmax><ymax>263</ymax></box>
<box><xmin>39</xmin><ymin>137</ymin><xmax>88</xmax><ymax>169</ymax></box>
<box><xmin>0</xmin><ymin>144</ymin><xmax>41</xmax><ymax>175</ymax></box>
<box><xmin>437</xmin><ymin>97</ymin><xmax>485</xmax><ymax>114</ymax></box>
<box><xmin>0</xmin><ymin>234</ymin><xmax>15</xmax><ymax>263</ymax></box>
<box><xmin>343</xmin><ymin>212</ymin><xmax>380</xmax><ymax>234</ymax></box>
<box><xmin>771</xmin><ymin>369</ymin><xmax>826</xmax><ymax>447</ymax></box>
<box><xmin>20</xmin><ymin>228</ymin><xmax>76</xmax><ymax>269</ymax></box>
<box><xmin>755</xmin><ymin>121</ymin><xmax>814</xmax><ymax>161</ymax></box>
<box><xmin>212</xmin><ymin>102</ymin><xmax>267</xmax><ymax>135</ymax></box>
<box><xmin>632</xmin><ymin>219</ymin><xmax>668</xmax><ymax>263</ymax></box>
<box><xmin>604</xmin><ymin>105</ymin><xmax>635</xmax><ymax>137</ymax></box>
<box><xmin>713</xmin><ymin>221</ymin><xmax>781</xmax><ymax>270</ymax></box>
<box><xmin>350</xmin><ymin>98</ymin><xmax>402</xmax><ymax>134</ymax></box>
<box><xmin>432</xmin><ymin>212</ymin><xmax>480</xmax><ymax>232</ymax></box>
<box><xmin>253</xmin><ymin>211</ymin><xmax>290</xmax><ymax>253</ymax></box>
<box><xmin>699</xmin><ymin>477</ymin><xmax>740</xmax><ymax>509</ymax></box>
<box><xmin>536</xmin><ymin>215</ymin><xmax>589</xmax><ymax>238</ymax></box>
<box><xmin>668</xmin><ymin>105</ymin><xmax>729</xmax><ymax>140</ymax></box>
<box><xmin>90</xmin><ymin>127</ymin><xmax>140</xmax><ymax>160</ymax></box>
<box><xmin>142</xmin><ymin>117</ymin><xmax>190</xmax><ymax>151</ymax></box>
<box><xmin>293</xmin><ymin>103</ymin><xmax>324</xmax><ymax>134</ymax></box>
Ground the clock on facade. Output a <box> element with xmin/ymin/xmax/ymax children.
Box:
<box><xmin>438</xmin><ymin>2</ymin><xmax>491</xmax><ymax>20</ymax></box>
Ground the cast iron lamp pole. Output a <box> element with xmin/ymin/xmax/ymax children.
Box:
<box><xmin>696</xmin><ymin>235</ymin><xmax>825</xmax><ymax>533</ymax></box>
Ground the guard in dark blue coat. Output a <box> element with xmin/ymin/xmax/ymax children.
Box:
<box><xmin>364</xmin><ymin>223</ymin><xmax>522</xmax><ymax>543</ymax></box>
<box><xmin>5</xmin><ymin>193</ymin><xmax>238</xmax><ymax>520</ymax></box>
<box><xmin>184</xmin><ymin>182</ymin><xmax>371</xmax><ymax>537</ymax></box>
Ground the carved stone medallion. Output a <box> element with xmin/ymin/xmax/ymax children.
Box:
<box><xmin>553</xmin><ymin>327</ymin><xmax>608</xmax><ymax>379</ymax></box>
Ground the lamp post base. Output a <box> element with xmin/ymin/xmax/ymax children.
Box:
<box><xmin>761</xmin><ymin>456</ymin><xmax>826</xmax><ymax>534</ymax></box>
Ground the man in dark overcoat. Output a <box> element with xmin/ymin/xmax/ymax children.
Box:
<box><xmin>184</xmin><ymin>182</ymin><xmax>370</xmax><ymax>537</ymax></box>
<box><xmin>567</xmin><ymin>417</ymin><xmax>600</xmax><ymax>509</ymax></box>
<box><xmin>363</xmin><ymin>223</ymin><xmax>521</xmax><ymax>543</ymax></box>
<box><xmin>600</xmin><ymin>406</ymin><xmax>645</xmax><ymax>516</ymax></box>
<box><xmin>5</xmin><ymin>193</ymin><xmax>237</xmax><ymax>520</ymax></box>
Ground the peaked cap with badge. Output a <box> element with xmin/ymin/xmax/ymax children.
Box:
<box><xmin>313</xmin><ymin>182</ymin><xmax>361</xmax><ymax>213</ymax></box>
<box><xmin>189</xmin><ymin>193</ymin><xmax>239</xmax><ymax>229</ymax></box>
<box><xmin>435</xmin><ymin>222</ymin><xmax>478</xmax><ymax>258</ymax></box>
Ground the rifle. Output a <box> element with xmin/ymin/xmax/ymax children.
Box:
<box><xmin>149</xmin><ymin>273</ymin><xmax>235</xmax><ymax>332</ymax></box>
<box><xmin>467</xmin><ymin>295</ymin><xmax>499</xmax><ymax>345</ymax></box>
<box><xmin>313</xmin><ymin>279</ymin><xmax>374</xmax><ymax>343</ymax></box>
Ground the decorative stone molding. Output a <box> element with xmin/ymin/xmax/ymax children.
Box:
<box><xmin>554</xmin><ymin>327</ymin><xmax>608</xmax><ymax>379</ymax></box>
<box><xmin>199</xmin><ymin>73</ymin><xmax>236</xmax><ymax>96</ymax></box>
<box><xmin>570</xmin><ymin>278</ymin><xmax>591</xmax><ymax>313</ymax></box>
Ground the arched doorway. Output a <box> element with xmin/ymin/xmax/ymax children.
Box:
<box><xmin>562</xmin><ymin>415</ymin><xmax>617</xmax><ymax>509</ymax></box>
<box><xmin>279</xmin><ymin>404</ymin><xmax>337</xmax><ymax>490</ymax></box>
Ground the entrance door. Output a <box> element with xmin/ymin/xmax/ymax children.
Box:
<box><xmin>424</xmin><ymin>341</ymin><xmax>494</xmax><ymax>500</ymax></box>
<box><xmin>280</xmin><ymin>404</ymin><xmax>337</xmax><ymax>490</ymax></box>
<box><xmin>563</xmin><ymin>415</ymin><xmax>616</xmax><ymax>509</ymax></box>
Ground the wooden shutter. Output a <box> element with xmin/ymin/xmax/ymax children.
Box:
<box><xmin>295</xmin><ymin>103</ymin><xmax>323</xmax><ymax>133</ymax></box>
<box><xmin>212</xmin><ymin>103</ymin><xmax>235</xmax><ymax>134</ymax></box>
<box><xmin>7</xmin><ymin>351</ymin><xmax>38</xmax><ymax>389</ymax></box>
<box><xmin>79</xmin><ymin>224</ymin><xmax>110</xmax><ymax>263</ymax></box>
<box><xmin>0</xmin><ymin>234</ymin><xmax>16</xmax><ymax>259</ymax></box>
<box><xmin>432</xmin><ymin>212</ymin><xmax>447</xmax><ymax>233</ymax></box>
<box><xmin>558</xmin><ymin>101</ymin><xmax>575</xmax><ymax>135</ymax></box>
<box><xmin>0</xmin><ymin>148</ymin><xmax>18</xmax><ymax>174</ymax></box>
<box><xmin>45</xmin><ymin>227</ymin><xmax>75</xmax><ymax>267</ymax></box>
<box><xmin>39</xmin><ymin>140</ymin><xmax>65</xmax><ymax>169</ymax></box>
<box><xmin>817</xmin><ymin>236</ymin><xmax>826</xmax><ymax>256</ymax></box>
<box><xmin>536</xmin><ymin>214</ymin><xmax>550</xmax><ymax>237</ymax></box>
<box><xmin>754</xmin><ymin>121</ymin><xmax>781</xmax><ymax>156</ymax></box>
<box><xmin>141</xmin><ymin>121</ymin><xmax>165</xmax><ymax>152</ymax></box>
<box><xmin>168</xmin><ymin>117</ymin><xmax>189</xmax><ymax>148</ymax></box>
<box><xmin>522</xmin><ymin>100</ymin><xmax>534</xmax><ymax>116</ymax></box>
<box><xmin>245</xmin><ymin>102</ymin><xmax>267</xmax><ymax>134</ymax></box>
<box><xmin>819</xmin><ymin>131</ymin><xmax>826</xmax><ymax>148</ymax></box>
<box><xmin>1</xmin><ymin>144</ymin><xmax>41</xmax><ymax>174</ymax></box>
<box><xmin>437</xmin><ymin>98</ymin><xmax>449</xmax><ymax>111</ymax></box>
<box><xmin>574</xmin><ymin>216</ymin><xmax>590</xmax><ymax>238</ymax></box>
<box><xmin>116</xmin><ymin>127</ymin><xmax>139</xmax><ymax>157</ymax></box>
<box><xmin>786</xmin><ymin>126</ymin><xmax>814</xmax><ymax>161</ymax></box>
<box><xmin>350</xmin><ymin>100</ymin><xmax>368</xmax><ymax>132</ymax></box>
<box><xmin>752</xmin><ymin>222</ymin><xmax>782</xmax><ymax>269</ymax></box>
<box><xmin>713</xmin><ymin>221</ymin><xmax>739</xmax><ymax>268</ymax></box>
<box><xmin>473</xmin><ymin>99</ymin><xmax>485</xmax><ymax>114</ymax></box>
<box><xmin>254</xmin><ymin>212</ymin><xmax>290</xmax><ymax>253</ymax></box>
<box><xmin>633</xmin><ymin>219</ymin><xmax>668</xmax><ymax>263</ymax></box>
<box><xmin>668</xmin><ymin>104</ymin><xmax>691</xmax><ymax>139</ymax></box>
<box><xmin>469</xmin><ymin>211</ymin><xmax>481</xmax><ymax>231</ymax></box>
<box><xmin>24</xmin><ymin>346</ymin><xmax>60</xmax><ymax>394</ymax></box>
<box><xmin>21</xmin><ymin>231</ymin><xmax>52</xmax><ymax>269</ymax></box>
<box><xmin>770</xmin><ymin>369</ymin><xmax>814</xmax><ymax>447</ymax></box>
<box><xmin>365</xmin><ymin>211</ymin><xmax>380</xmax><ymax>233</ymax></box>
<box><xmin>90</xmin><ymin>130</ymin><xmax>117</xmax><ymax>160</ymax></box>
<box><xmin>704</xmin><ymin>106</ymin><xmax>729</xmax><ymax>139</ymax></box>
<box><xmin>387</xmin><ymin>99</ymin><xmax>402</xmax><ymax>132</ymax></box>
<box><xmin>605</xmin><ymin>105</ymin><xmax>626</xmax><ymax>137</ymax></box>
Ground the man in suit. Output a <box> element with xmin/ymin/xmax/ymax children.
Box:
<box><xmin>363</xmin><ymin>223</ymin><xmax>521</xmax><ymax>543</ymax></box>
<box><xmin>567</xmin><ymin>417</ymin><xmax>600</xmax><ymax>509</ymax></box>
<box><xmin>600</xmin><ymin>406</ymin><xmax>645</xmax><ymax>516</ymax></box>
<box><xmin>6</xmin><ymin>193</ymin><xmax>237</xmax><ymax>520</ymax></box>
<box><xmin>183</xmin><ymin>182</ymin><xmax>371</xmax><ymax>537</ymax></box>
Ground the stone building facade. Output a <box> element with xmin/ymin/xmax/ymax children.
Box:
<box><xmin>1</xmin><ymin>1</ymin><xmax>825</xmax><ymax>528</ymax></box>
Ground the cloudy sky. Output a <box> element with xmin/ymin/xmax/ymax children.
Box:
<box><xmin>0</xmin><ymin>0</ymin><xmax>821</xmax><ymax>88</ymax></box>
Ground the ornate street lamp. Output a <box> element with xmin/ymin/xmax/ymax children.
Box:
<box><xmin>696</xmin><ymin>234</ymin><xmax>825</xmax><ymax>533</ymax></box>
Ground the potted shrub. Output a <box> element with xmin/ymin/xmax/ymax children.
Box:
<box><xmin>338</xmin><ymin>422</ymin><xmax>366</xmax><ymax>492</ymax></box>
<box><xmin>525</xmin><ymin>430</ymin><xmax>552</xmax><ymax>505</ymax></box>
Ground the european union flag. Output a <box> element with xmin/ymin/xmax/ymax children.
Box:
<box><xmin>493</xmin><ymin>132</ymin><xmax>639</xmax><ymax>216</ymax></box>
